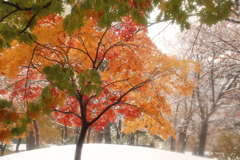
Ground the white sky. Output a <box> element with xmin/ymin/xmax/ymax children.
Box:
<box><xmin>2</xmin><ymin>144</ymin><xmax>215</xmax><ymax>160</ymax></box>
<box><xmin>147</xmin><ymin>18</ymin><xmax>183</xmax><ymax>55</ymax></box>
<box><xmin>147</xmin><ymin>10</ymin><xmax>180</xmax><ymax>54</ymax></box>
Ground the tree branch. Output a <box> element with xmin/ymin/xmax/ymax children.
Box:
<box><xmin>225</xmin><ymin>18</ymin><xmax>240</xmax><ymax>24</ymax></box>
<box><xmin>24</xmin><ymin>45</ymin><xmax>38</xmax><ymax>106</ymax></box>
<box><xmin>20</xmin><ymin>13</ymin><xmax>38</xmax><ymax>33</ymax></box>
<box><xmin>2</xmin><ymin>1</ymin><xmax>52</xmax><ymax>33</ymax></box>
<box><xmin>0</xmin><ymin>9</ymin><xmax>18</xmax><ymax>22</ymax></box>
<box><xmin>89</xmin><ymin>78</ymin><xmax>152</xmax><ymax>126</ymax></box>
<box><xmin>52</xmin><ymin>108</ymin><xmax>82</xmax><ymax>120</ymax></box>
<box><xmin>2</xmin><ymin>1</ymin><xmax>32</xmax><ymax>11</ymax></box>
<box><xmin>94</xmin><ymin>28</ymin><xmax>108</xmax><ymax>69</ymax></box>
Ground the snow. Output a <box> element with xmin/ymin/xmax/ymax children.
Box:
<box><xmin>8</xmin><ymin>144</ymin><xmax>26</xmax><ymax>151</ymax></box>
<box><xmin>2</xmin><ymin>144</ymin><xmax>214</xmax><ymax>160</ymax></box>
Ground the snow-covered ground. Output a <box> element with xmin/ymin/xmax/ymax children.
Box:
<box><xmin>8</xmin><ymin>144</ymin><xmax>26</xmax><ymax>151</ymax></box>
<box><xmin>2</xmin><ymin>144</ymin><xmax>214</xmax><ymax>160</ymax></box>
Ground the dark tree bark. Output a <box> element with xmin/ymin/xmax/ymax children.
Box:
<box><xmin>93</xmin><ymin>130</ymin><xmax>104</xmax><ymax>143</ymax></box>
<box><xmin>86</xmin><ymin>128</ymin><xmax>92</xmax><ymax>143</ymax></box>
<box><xmin>1</xmin><ymin>143</ymin><xmax>7</xmax><ymax>156</ymax></box>
<box><xmin>170</xmin><ymin>136</ymin><xmax>176</xmax><ymax>151</ymax></box>
<box><xmin>33</xmin><ymin>120</ymin><xmax>40</xmax><ymax>148</ymax></box>
<box><xmin>128</xmin><ymin>133</ymin><xmax>135</xmax><ymax>145</ymax></box>
<box><xmin>177</xmin><ymin>118</ymin><xmax>191</xmax><ymax>153</ymax></box>
<box><xmin>61</xmin><ymin>126</ymin><xmax>64</xmax><ymax>144</ymax></box>
<box><xmin>26</xmin><ymin>129</ymin><xmax>35</xmax><ymax>150</ymax></box>
<box><xmin>118</xmin><ymin>119</ymin><xmax>122</xmax><ymax>139</ymax></box>
<box><xmin>104</xmin><ymin>122</ymin><xmax>111</xmax><ymax>144</ymax></box>
<box><xmin>198</xmin><ymin>119</ymin><xmax>209</xmax><ymax>156</ymax></box>
<box><xmin>177</xmin><ymin>99</ymin><xmax>193</xmax><ymax>153</ymax></box>
<box><xmin>177</xmin><ymin>131</ymin><xmax>187</xmax><ymax>153</ymax></box>
<box><xmin>136</xmin><ymin>131</ymin><xmax>139</xmax><ymax>145</ymax></box>
<box><xmin>75</xmin><ymin>127</ymin><xmax>80</xmax><ymax>144</ymax></box>
<box><xmin>62</xmin><ymin>126</ymin><xmax>68</xmax><ymax>145</ymax></box>
<box><xmin>64</xmin><ymin>126</ymin><xmax>68</xmax><ymax>145</ymax></box>
<box><xmin>74</xmin><ymin>124</ymin><xmax>89</xmax><ymax>160</ymax></box>
<box><xmin>15</xmin><ymin>138</ymin><xmax>22</xmax><ymax>152</ymax></box>
<box><xmin>114</xmin><ymin>119</ymin><xmax>122</xmax><ymax>140</ymax></box>
<box><xmin>97</xmin><ymin>130</ymin><xmax>104</xmax><ymax>143</ymax></box>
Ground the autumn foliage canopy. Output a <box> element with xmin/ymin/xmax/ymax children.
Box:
<box><xmin>0</xmin><ymin>14</ymin><xmax>194</xmax><ymax>144</ymax></box>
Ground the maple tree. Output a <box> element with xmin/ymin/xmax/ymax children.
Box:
<box><xmin>0</xmin><ymin>68</ymin><xmax>43</xmax><ymax>152</ymax></box>
<box><xmin>0</xmin><ymin>14</ymin><xmax>194</xmax><ymax>160</ymax></box>
<box><xmin>0</xmin><ymin>0</ymin><xmax>234</xmax><ymax>49</ymax></box>
<box><xmin>0</xmin><ymin>98</ymin><xmax>29</xmax><ymax>154</ymax></box>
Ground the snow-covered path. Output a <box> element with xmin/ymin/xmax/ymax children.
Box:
<box><xmin>1</xmin><ymin>144</ymin><xmax>214</xmax><ymax>160</ymax></box>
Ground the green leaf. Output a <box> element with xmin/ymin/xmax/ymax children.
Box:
<box><xmin>0</xmin><ymin>38</ymin><xmax>7</xmax><ymax>48</ymax></box>
<box><xmin>49</xmin><ymin>1</ymin><xmax>64</xmax><ymax>14</ymax></box>
<box><xmin>28</xmin><ymin>102</ymin><xmax>40</xmax><ymax>113</ymax></box>
<box><xmin>10</xmin><ymin>116</ymin><xmax>31</xmax><ymax>137</ymax></box>
<box><xmin>98</xmin><ymin>11</ymin><xmax>122</xmax><ymax>28</ymax></box>
<box><xmin>20</xmin><ymin>116</ymin><xmax>32</xmax><ymax>125</ymax></box>
<box><xmin>77</xmin><ymin>69</ymin><xmax>102</xmax><ymax>96</ymax></box>
<box><xmin>132</xmin><ymin>8</ymin><xmax>147</xmax><ymax>25</ymax></box>
<box><xmin>81</xmin><ymin>0</ymin><xmax>93</xmax><ymax>10</ymax></box>
<box><xmin>0</xmin><ymin>24</ymin><xmax>19</xmax><ymax>42</ymax></box>
<box><xmin>42</xmin><ymin>106</ymin><xmax>52</xmax><ymax>115</ymax></box>
<box><xmin>10</xmin><ymin>125</ymin><xmax>27</xmax><ymax>137</ymax></box>
<box><xmin>0</xmin><ymin>99</ymin><xmax>13</xmax><ymax>109</ymax></box>
<box><xmin>63</xmin><ymin>5</ymin><xmax>85</xmax><ymax>35</ymax></box>
<box><xmin>19</xmin><ymin>33</ymin><xmax>34</xmax><ymax>44</ymax></box>
<box><xmin>32</xmin><ymin>4</ymin><xmax>41</xmax><ymax>14</ymax></box>
<box><xmin>40</xmin><ymin>86</ymin><xmax>53</xmax><ymax>101</ymax></box>
<box><xmin>43</xmin><ymin>64</ymin><xmax>76</xmax><ymax>95</ymax></box>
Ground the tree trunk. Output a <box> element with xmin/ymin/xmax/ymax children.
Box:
<box><xmin>98</xmin><ymin>130</ymin><xmax>104</xmax><ymax>143</ymax></box>
<box><xmin>118</xmin><ymin>119</ymin><xmax>122</xmax><ymax>138</ymax></box>
<box><xmin>86</xmin><ymin>128</ymin><xmax>92</xmax><ymax>143</ymax></box>
<box><xmin>62</xmin><ymin>126</ymin><xmax>64</xmax><ymax>144</ymax></box>
<box><xmin>26</xmin><ymin>129</ymin><xmax>35</xmax><ymax>150</ymax></box>
<box><xmin>62</xmin><ymin>126</ymin><xmax>68</xmax><ymax>145</ymax></box>
<box><xmin>170</xmin><ymin>136</ymin><xmax>175</xmax><ymax>151</ymax></box>
<box><xmin>74</xmin><ymin>124</ymin><xmax>89</xmax><ymax>160</ymax></box>
<box><xmin>136</xmin><ymin>131</ymin><xmax>139</xmax><ymax>145</ymax></box>
<box><xmin>181</xmin><ymin>135</ymin><xmax>187</xmax><ymax>153</ymax></box>
<box><xmin>93</xmin><ymin>130</ymin><xmax>103</xmax><ymax>143</ymax></box>
<box><xmin>1</xmin><ymin>143</ymin><xmax>7</xmax><ymax>156</ymax></box>
<box><xmin>115</xmin><ymin>119</ymin><xmax>122</xmax><ymax>140</ymax></box>
<box><xmin>104</xmin><ymin>122</ymin><xmax>111</xmax><ymax>144</ymax></box>
<box><xmin>198</xmin><ymin>119</ymin><xmax>209</xmax><ymax>156</ymax></box>
<box><xmin>177</xmin><ymin>131</ymin><xmax>187</xmax><ymax>153</ymax></box>
<box><xmin>129</xmin><ymin>133</ymin><xmax>135</xmax><ymax>145</ymax></box>
<box><xmin>16</xmin><ymin>138</ymin><xmax>22</xmax><ymax>152</ymax></box>
<box><xmin>75</xmin><ymin>127</ymin><xmax>80</xmax><ymax>144</ymax></box>
<box><xmin>64</xmin><ymin>126</ymin><xmax>68</xmax><ymax>145</ymax></box>
<box><xmin>33</xmin><ymin>120</ymin><xmax>40</xmax><ymax>149</ymax></box>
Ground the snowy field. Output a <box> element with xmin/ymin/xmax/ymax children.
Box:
<box><xmin>8</xmin><ymin>144</ymin><xmax>26</xmax><ymax>151</ymax></box>
<box><xmin>2</xmin><ymin>144</ymin><xmax>214</xmax><ymax>160</ymax></box>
